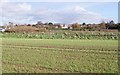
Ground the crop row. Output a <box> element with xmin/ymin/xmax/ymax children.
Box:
<box><xmin>1</xmin><ymin>32</ymin><xmax>118</xmax><ymax>40</ymax></box>
<box><xmin>3</xmin><ymin>46</ymin><xmax>118</xmax><ymax>73</ymax></box>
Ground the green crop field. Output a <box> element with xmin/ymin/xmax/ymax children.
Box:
<box><xmin>1</xmin><ymin>38</ymin><xmax>118</xmax><ymax>73</ymax></box>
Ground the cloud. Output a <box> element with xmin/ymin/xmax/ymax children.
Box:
<box><xmin>36</xmin><ymin>5</ymin><xmax>109</xmax><ymax>24</ymax></box>
<box><xmin>0</xmin><ymin>2</ymin><xmax>111</xmax><ymax>25</ymax></box>
<box><xmin>18</xmin><ymin>3</ymin><xmax>31</xmax><ymax>11</ymax></box>
<box><xmin>5</xmin><ymin>0</ymin><xmax>119</xmax><ymax>2</ymax></box>
<box><xmin>1</xmin><ymin>2</ymin><xmax>33</xmax><ymax>24</ymax></box>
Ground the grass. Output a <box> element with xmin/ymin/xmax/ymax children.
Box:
<box><xmin>1</xmin><ymin>38</ymin><xmax>118</xmax><ymax>73</ymax></box>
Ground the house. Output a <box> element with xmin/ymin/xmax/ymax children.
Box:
<box><xmin>54</xmin><ymin>23</ymin><xmax>61</xmax><ymax>29</ymax></box>
<box><xmin>0</xmin><ymin>28</ymin><xmax>5</xmax><ymax>32</ymax></box>
<box><xmin>68</xmin><ymin>25</ymin><xmax>73</xmax><ymax>29</ymax></box>
<box><xmin>54</xmin><ymin>25</ymin><xmax>59</xmax><ymax>29</ymax></box>
<box><xmin>60</xmin><ymin>24</ymin><xmax>68</xmax><ymax>29</ymax></box>
<box><xmin>54</xmin><ymin>23</ymin><xmax>72</xmax><ymax>29</ymax></box>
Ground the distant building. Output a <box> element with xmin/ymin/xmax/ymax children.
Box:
<box><xmin>68</xmin><ymin>25</ymin><xmax>73</xmax><ymax>29</ymax></box>
<box><xmin>54</xmin><ymin>23</ymin><xmax>61</xmax><ymax>29</ymax></box>
<box><xmin>5</xmin><ymin>22</ymin><xmax>15</xmax><ymax>29</ymax></box>
<box><xmin>0</xmin><ymin>28</ymin><xmax>5</xmax><ymax>32</ymax></box>
<box><xmin>60</xmin><ymin>24</ymin><xmax>68</xmax><ymax>29</ymax></box>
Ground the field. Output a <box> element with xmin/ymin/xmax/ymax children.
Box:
<box><xmin>2</xmin><ymin>30</ymin><xmax>119</xmax><ymax>40</ymax></box>
<box><xmin>2</xmin><ymin>38</ymin><xmax>118</xmax><ymax>73</ymax></box>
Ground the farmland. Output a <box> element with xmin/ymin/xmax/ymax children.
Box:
<box><xmin>1</xmin><ymin>1</ymin><xmax>119</xmax><ymax>74</ymax></box>
<box><xmin>2</xmin><ymin>37</ymin><xmax>118</xmax><ymax>73</ymax></box>
<box><xmin>2</xmin><ymin>30</ymin><xmax>119</xmax><ymax>40</ymax></box>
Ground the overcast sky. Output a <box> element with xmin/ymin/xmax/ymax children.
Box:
<box><xmin>0</xmin><ymin>0</ymin><xmax>118</xmax><ymax>25</ymax></box>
